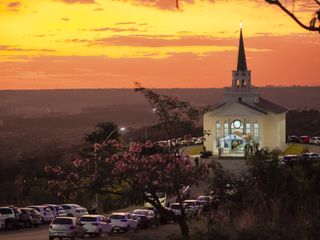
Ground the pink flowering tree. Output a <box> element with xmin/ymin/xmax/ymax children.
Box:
<box><xmin>44</xmin><ymin>85</ymin><xmax>210</xmax><ymax>238</ymax></box>
<box><xmin>110</xmin><ymin>140</ymin><xmax>210</xmax><ymax>238</ymax></box>
<box><xmin>43</xmin><ymin>123</ymin><xmax>123</xmax><ymax>203</ymax></box>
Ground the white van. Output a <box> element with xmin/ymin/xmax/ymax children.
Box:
<box><xmin>144</xmin><ymin>192</ymin><xmax>167</xmax><ymax>208</ymax></box>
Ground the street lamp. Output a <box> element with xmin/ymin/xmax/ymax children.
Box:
<box><xmin>95</xmin><ymin>127</ymin><xmax>125</xmax><ymax>213</ymax></box>
<box><xmin>145</xmin><ymin>108</ymin><xmax>157</xmax><ymax>140</ymax></box>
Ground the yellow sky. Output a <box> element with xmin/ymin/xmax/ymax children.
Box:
<box><xmin>0</xmin><ymin>0</ymin><xmax>319</xmax><ymax>89</ymax></box>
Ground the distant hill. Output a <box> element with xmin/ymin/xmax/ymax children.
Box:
<box><xmin>0</xmin><ymin>87</ymin><xmax>319</xmax><ymax>118</ymax></box>
<box><xmin>0</xmin><ymin>87</ymin><xmax>319</xmax><ymax>162</ymax></box>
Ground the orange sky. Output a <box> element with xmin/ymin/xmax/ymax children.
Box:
<box><xmin>0</xmin><ymin>0</ymin><xmax>319</xmax><ymax>89</ymax></box>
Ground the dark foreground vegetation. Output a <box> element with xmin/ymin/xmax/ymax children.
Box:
<box><xmin>169</xmin><ymin>150</ymin><xmax>320</xmax><ymax>240</ymax></box>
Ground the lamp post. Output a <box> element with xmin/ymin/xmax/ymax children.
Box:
<box><xmin>95</xmin><ymin>127</ymin><xmax>125</xmax><ymax>213</ymax></box>
<box><xmin>144</xmin><ymin>108</ymin><xmax>157</xmax><ymax>140</ymax></box>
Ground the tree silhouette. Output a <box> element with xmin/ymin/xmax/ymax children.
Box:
<box><xmin>174</xmin><ymin>0</ymin><xmax>320</xmax><ymax>32</ymax></box>
<box><xmin>265</xmin><ymin>0</ymin><xmax>320</xmax><ymax>32</ymax></box>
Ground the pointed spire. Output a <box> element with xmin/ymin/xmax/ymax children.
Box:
<box><xmin>237</xmin><ymin>23</ymin><xmax>248</xmax><ymax>71</ymax></box>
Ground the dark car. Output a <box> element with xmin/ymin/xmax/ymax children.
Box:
<box><xmin>301</xmin><ymin>152</ymin><xmax>320</xmax><ymax>162</ymax></box>
<box><xmin>287</xmin><ymin>135</ymin><xmax>300</xmax><ymax>143</ymax></box>
<box><xmin>20</xmin><ymin>208</ymin><xmax>42</xmax><ymax>227</ymax></box>
<box><xmin>299</xmin><ymin>136</ymin><xmax>311</xmax><ymax>144</ymax></box>
<box><xmin>132</xmin><ymin>209</ymin><xmax>159</xmax><ymax>228</ymax></box>
<box><xmin>132</xmin><ymin>214</ymin><xmax>149</xmax><ymax>229</ymax></box>
<box><xmin>283</xmin><ymin>155</ymin><xmax>300</xmax><ymax>166</ymax></box>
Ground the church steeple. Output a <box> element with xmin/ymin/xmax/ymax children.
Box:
<box><xmin>224</xmin><ymin>23</ymin><xmax>260</xmax><ymax>104</ymax></box>
<box><xmin>237</xmin><ymin>27</ymin><xmax>247</xmax><ymax>71</ymax></box>
<box><xmin>231</xmin><ymin>23</ymin><xmax>252</xmax><ymax>91</ymax></box>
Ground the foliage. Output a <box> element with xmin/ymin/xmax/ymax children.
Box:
<box><xmin>204</xmin><ymin>148</ymin><xmax>320</xmax><ymax>239</ymax></box>
<box><xmin>43</xmin><ymin>85</ymin><xmax>209</xmax><ymax>238</ymax></box>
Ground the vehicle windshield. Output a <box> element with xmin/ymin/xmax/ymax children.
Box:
<box><xmin>156</xmin><ymin>193</ymin><xmax>166</xmax><ymax>198</ymax></box>
<box><xmin>0</xmin><ymin>208</ymin><xmax>12</xmax><ymax>214</ymax></box>
<box><xmin>80</xmin><ymin>217</ymin><xmax>97</xmax><ymax>222</ymax></box>
<box><xmin>170</xmin><ymin>205</ymin><xmax>182</xmax><ymax>209</ymax></box>
<box><xmin>133</xmin><ymin>210</ymin><xmax>147</xmax><ymax>215</ymax></box>
<box><xmin>109</xmin><ymin>214</ymin><xmax>125</xmax><ymax>219</ymax></box>
<box><xmin>52</xmin><ymin>218</ymin><xmax>73</xmax><ymax>225</ymax></box>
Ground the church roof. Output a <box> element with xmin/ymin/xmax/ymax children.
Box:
<box><xmin>237</xmin><ymin>28</ymin><xmax>247</xmax><ymax>71</ymax></box>
<box><xmin>207</xmin><ymin>97</ymin><xmax>287</xmax><ymax>115</ymax></box>
<box><xmin>254</xmin><ymin>97</ymin><xmax>288</xmax><ymax>114</ymax></box>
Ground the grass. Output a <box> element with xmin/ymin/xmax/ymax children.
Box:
<box><xmin>283</xmin><ymin>144</ymin><xmax>308</xmax><ymax>155</ymax></box>
<box><xmin>183</xmin><ymin>145</ymin><xmax>204</xmax><ymax>156</ymax></box>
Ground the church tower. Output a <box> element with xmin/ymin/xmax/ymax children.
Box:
<box><xmin>224</xmin><ymin>24</ymin><xmax>259</xmax><ymax>104</ymax></box>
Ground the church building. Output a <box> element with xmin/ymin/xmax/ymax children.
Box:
<box><xmin>203</xmin><ymin>27</ymin><xmax>287</xmax><ymax>157</ymax></box>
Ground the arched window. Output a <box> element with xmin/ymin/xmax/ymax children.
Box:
<box><xmin>224</xmin><ymin>121</ymin><xmax>229</xmax><ymax>137</ymax></box>
<box><xmin>231</xmin><ymin>119</ymin><xmax>244</xmax><ymax>134</ymax></box>
<box><xmin>216</xmin><ymin>121</ymin><xmax>221</xmax><ymax>147</ymax></box>
<box><xmin>253</xmin><ymin>122</ymin><xmax>259</xmax><ymax>142</ymax></box>
<box><xmin>246</xmin><ymin>122</ymin><xmax>251</xmax><ymax>135</ymax></box>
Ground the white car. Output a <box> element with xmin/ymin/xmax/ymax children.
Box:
<box><xmin>44</xmin><ymin>204</ymin><xmax>66</xmax><ymax>218</ymax></box>
<box><xmin>0</xmin><ymin>213</ymin><xmax>5</xmax><ymax>229</ymax></box>
<box><xmin>49</xmin><ymin>217</ymin><xmax>85</xmax><ymax>240</ymax></box>
<box><xmin>183</xmin><ymin>200</ymin><xmax>203</xmax><ymax>216</ymax></box>
<box><xmin>27</xmin><ymin>205</ymin><xmax>54</xmax><ymax>223</ymax></box>
<box><xmin>80</xmin><ymin>214</ymin><xmax>113</xmax><ymax>237</ymax></box>
<box><xmin>60</xmin><ymin>204</ymin><xmax>88</xmax><ymax>218</ymax></box>
<box><xmin>170</xmin><ymin>203</ymin><xmax>193</xmax><ymax>218</ymax></box>
<box><xmin>310</xmin><ymin>136</ymin><xmax>320</xmax><ymax>145</ymax></box>
<box><xmin>108</xmin><ymin>212</ymin><xmax>138</xmax><ymax>232</ymax></box>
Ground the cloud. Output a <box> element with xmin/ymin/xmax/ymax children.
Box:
<box><xmin>93</xmin><ymin>7</ymin><xmax>104</xmax><ymax>11</ymax></box>
<box><xmin>61</xmin><ymin>17</ymin><xmax>70</xmax><ymax>21</ymax></box>
<box><xmin>0</xmin><ymin>45</ymin><xmax>55</xmax><ymax>52</ymax></box>
<box><xmin>115</xmin><ymin>21</ymin><xmax>137</xmax><ymax>25</ymax></box>
<box><xmin>114</xmin><ymin>0</ymin><xmax>189</xmax><ymax>10</ymax></box>
<box><xmin>89</xmin><ymin>27</ymin><xmax>141</xmax><ymax>32</ymax></box>
<box><xmin>59</xmin><ymin>0</ymin><xmax>96</xmax><ymax>4</ymax></box>
<box><xmin>7</xmin><ymin>1</ymin><xmax>21</xmax><ymax>11</ymax></box>
<box><xmin>91</xmin><ymin>35</ymin><xmax>235</xmax><ymax>47</ymax></box>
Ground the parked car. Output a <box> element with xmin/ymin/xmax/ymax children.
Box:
<box><xmin>170</xmin><ymin>203</ymin><xmax>193</xmax><ymax>218</ymax></box>
<box><xmin>133</xmin><ymin>214</ymin><xmax>150</xmax><ymax>229</ymax></box>
<box><xmin>80</xmin><ymin>214</ymin><xmax>113</xmax><ymax>237</ymax></box>
<box><xmin>196</xmin><ymin>195</ymin><xmax>213</xmax><ymax>211</ymax></box>
<box><xmin>20</xmin><ymin>208</ymin><xmax>42</xmax><ymax>227</ymax></box>
<box><xmin>27</xmin><ymin>205</ymin><xmax>54</xmax><ymax>223</ymax></box>
<box><xmin>183</xmin><ymin>200</ymin><xmax>203</xmax><ymax>216</ymax></box>
<box><xmin>49</xmin><ymin>217</ymin><xmax>85</xmax><ymax>240</ymax></box>
<box><xmin>302</xmin><ymin>152</ymin><xmax>320</xmax><ymax>161</ymax></box>
<box><xmin>16</xmin><ymin>208</ymin><xmax>36</xmax><ymax>228</ymax></box>
<box><xmin>153</xmin><ymin>207</ymin><xmax>174</xmax><ymax>225</ymax></box>
<box><xmin>283</xmin><ymin>155</ymin><xmax>300</xmax><ymax>166</ymax></box>
<box><xmin>0</xmin><ymin>213</ymin><xmax>6</xmax><ymax>229</ymax></box>
<box><xmin>287</xmin><ymin>135</ymin><xmax>300</xmax><ymax>143</ymax></box>
<box><xmin>0</xmin><ymin>206</ymin><xmax>21</xmax><ymax>229</ymax></box>
<box><xmin>108</xmin><ymin>212</ymin><xmax>138</xmax><ymax>232</ymax></box>
<box><xmin>132</xmin><ymin>209</ymin><xmax>159</xmax><ymax>228</ymax></box>
<box><xmin>310</xmin><ymin>136</ymin><xmax>320</xmax><ymax>145</ymax></box>
<box><xmin>299</xmin><ymin>136</ymin><xmax>311</xmax><ymax>144</ymax></box>
<box><xmin>45</xmin><ymin>204</ymin><xmax>66</xmax><ymax>218</ymax></box>
<box><xmin>60</xmin><ymin>204</ymin><xmax>88</xmax><ymax>218</ymax></box>
<box><xmin>144</xmin><ymin>192</ymin><xmax>167</xmax><ymax>209</ymax></box>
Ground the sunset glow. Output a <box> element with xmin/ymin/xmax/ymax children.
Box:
<box><xmin>0</xmin><ymin>0</ymin><xmax>319</xmax><ymax>89</ymax></box>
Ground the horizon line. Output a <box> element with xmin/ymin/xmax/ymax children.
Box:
<box><xmin>0</xmin><ymin>85</ymin><xmax>320</xmax><ymax>91</ymax></box>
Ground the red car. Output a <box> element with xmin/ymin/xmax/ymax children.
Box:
<box><xmin>299</xmin><ymin>136</ymin><xmax>311</xmax><ymax>144</ymax></box>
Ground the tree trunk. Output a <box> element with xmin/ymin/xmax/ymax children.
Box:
<box><xmin>178</xmin><ymin>217</ymin><xmax>189</xmax><ymax>239</ymax></box>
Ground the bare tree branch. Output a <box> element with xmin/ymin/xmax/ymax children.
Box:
<box><xmin>315</xmin><ymin>0</ymin><xmax>320</xmax><ymax>6</ymax></box>
<box><xmin>265</xmin><ymin>0</ymin><xmax>320</xmax><ymax>32</ymax></box>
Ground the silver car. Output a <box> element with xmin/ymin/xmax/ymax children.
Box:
<box><xmin>49</xmin><ymin>217</ymin><xmax>85</xmax><ymax>240</ymax></box>
<box><xmin>80</xmin><ymin>214</ymin><xmax>113</xmax><ymax>237</ymax></box>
